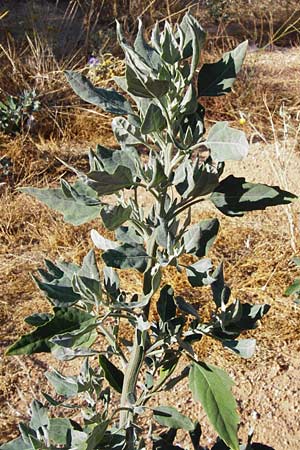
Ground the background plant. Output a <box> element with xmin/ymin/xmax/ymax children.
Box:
<box><xmin>0</xmin><ymin>90</ymin><xmax>40</xmax><ymax>135</ymax></box>
<box><xmin>1</xmin><ymin>14</ymin><xmax>297</xmax><ymax>450</ymax></box>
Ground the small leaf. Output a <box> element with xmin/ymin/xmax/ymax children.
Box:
<box><xmin>102</xmin><ymin>243</ymin><xmax>149</xmax><ymax>272</ymax></box>
<box><xmin>86</xmin><ymin>421</ymin><xmax>110</xmax><ymax>450</ymax></box>
<box><xmin>141</xmin><ymin>103</ymin><xmax>166</xmax><ymax>134</ymax></box>
<box><xmin>189</xmin><ymin>362</ymin><xmax>239</xmax><ymax>450</ymax></box>
<box><xmin>65</xmin><ymin>71</ymin><xmax>133</xmax><ymax>115</ymax></box>
<box><xmin>46</xmin><ymin>369</ymin><xmax>78</xmax><ymax>398</ymax></box>
<box><xmin>211</xmin><ymin>175</ymin><xmax>297</xmax><ymax>217</ymax></box>
<box><xmin>153</xmin><ymin>406</ymin><xmax>194</xmax><ymax>431</ymax></box>
<box><xmin>205</xmin><ymin>122</ymin><xmax>249</xmax><ymax>161</ymax></box>
<box><xmin>87</xmin><ymin>167</ymin><xmax>134</xmax><ymax>195</ymax></box>
<box><xmin>115</xmin><ymin>226</ymin><xmax>144</xmax><ymax>245</ymax></box>
<box><xmin>198</xmin><ymin>41</ymin><xmax>248</xmax><ymax>97</ymax></box>
<box><xmin>175</xmin><ymin>296</ymin><xmax>201</xmax><ymax>321</ymax></box>
<box><xmin>284</xmin><ymin>278</ymin><xmax>300</xmax><ymax>296</ymax></box>
<box><xmin>24</xmin><ymin>313</ymin><xmax>52</xmax><ymax>327</ymax></box>
<box><xmin>100</xmin><ymin>204</ymin><xmax>132</xmax><ymax>230</ymax></box>
<box><xmin>112</xmin><ymin>116</ymin><xmax>144</xmax><ymax>148</ymax></box>
<box><xmin>183</xmin><ymin>219</ymin><xmax>219</xmax><ymax>257</ymax></box>
<box><xmin>99</xmin><ymin>355</ymin><xmax>124</xmax><ymax>393</ymax></box>
<box><xmin>91</xmin><ymin>229</ymin><xmax>118</xmax><ymax>250</ymax></box>
<box><xmin>157</xmin><ymin>285</ymin><xmax>177</xmax><ymax>322</ymax></box>
<box><xmin>222</xmin><ymin>339</ymin><xmax>256</xmax><ymax>359</ymax></box>
<box><xmin>49</xmin><ymin>418</ymin><xmax>72</xmax><ymax>445</ymax></box>
<box><xmin>186</xmin><ymin>258</ymin><xmax>214</xmax><ymax>287</ymax></box>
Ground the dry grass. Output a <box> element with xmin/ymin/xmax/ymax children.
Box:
<box><xmin>1</xmin><ymin>1</ymin><xmax>300</xmax><ymax>447</ymax></box>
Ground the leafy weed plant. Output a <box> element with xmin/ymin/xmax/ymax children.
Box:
<box><xmin>2</xmin><ymin>14</ymin><xmax>297</xmax><ymax>450</ymax></box>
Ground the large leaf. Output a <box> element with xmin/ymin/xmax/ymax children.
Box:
<box><xmin>183</xmin><ymin>219</ymin><xmax>219</xmax><ymax>257</ymax></box>
<box><xmin>99</xmin><ymin>355</ymin><xmax>124</xmax><ymax>393</ymax></box>
<box><xmin>153</xmin><ymin>406</ymin><xmax>194</xmax><ymax>431</ymax></box>
<box><xmin>189</xmin><ymin>362</ymin><xmax>239</xmax><ymax>450</ymax></box>
<box><xmin>65</xmin><ymin>71</ymin><xmax>133</xmax><ymax>115</ymax></box>
<box><xmin>91</xmin><ymin>229</ymin><xmax>118</xmax><ymax>251</ymax></box>
<box><xmin>102</xmin><ymin>243</ymin><xmax>149</xmax><ymax>272</ymax></box>
<box><xmin>91</xmin><ymin>145</ymin><xmax>140</xmax><ymax>176</ymax></box>
<box><xmin>198</xmin><ymin>41</ymin><xmax>248</xmax><ymax>96</ymax></box>
<box><xmin>134</xmin><ymin>19</ymin><xmax>161</xmax><ymax>70</ymax></box>
<box><xmin>86</xmin><ymin>421</ymin><xmax>110</xmax><ymax>450</ymax></box>
<box><xmin>210</xmin><ymin>175</ymin><xmax>297</xmax><ymax>216</ymax></box>
<box><xmin>205</xmin><ymin>122</ymin><xmax>249</xmax><ymax>161</ymax></box>
<box><xmin>20</xmin><ymin>180</ymin><xmax>101</xmax><ymax>226</ymax></box>
<box><xmin>6</xmin><ymin>307</ymin><xmax>94</xmax><ymax>355</ymax></box>
<box><xmin>112</xmin><ymin>116</ymin><xmax>144</xmax><ymax>149</ymax></box>
<box><xmin>49</xmin><ymin>418</ymin><xmax>72</xmax><ymax>445</ymax></box>
<box><xmin>222</xmin><ymin>339</ymin><xmax>256</xmax><ymax>359</ymax></box>
<box><xmin>0</xmin><ymin>438</ymin><xmax>30</xmax><ymax>450</ymax></box>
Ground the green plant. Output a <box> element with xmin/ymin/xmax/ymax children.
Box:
<box><xmin>0</xmin><ymin>89</ymin><xmax>40</xmax><ymax>135</ymax></box>
<box><xmin>2</xmin><ymin>14</ymin><xmax>296</xmax><ymax>450</ymax></box>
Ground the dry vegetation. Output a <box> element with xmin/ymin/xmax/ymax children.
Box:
<box><xmin>1</xmin><ymin>1</ymin><xmax>300</xmax><ymax>448</ymax></box>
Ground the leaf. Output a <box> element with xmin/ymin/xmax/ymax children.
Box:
<box><xmin>179</xmin><ymin>13</ymin><xmax>206</xmax><ymax>60</ymax></box>
<box><xmin>112</xmin><ymin>116</ymin><xmax>144</xmax><ymax>148</ymax></box>
<box><xmin>189</xmin><ymin>362</ymin><xmax>239</xmax><ymax>450</ymax></box>
<box><xmin>222</xmin><ymin>339</ymin><xmax>256</xmax><ymax>359</ymax></box>
<box><xmin>91</xmin><ymin>229</ymin><xmax>118</xmax><ymax>251</ymax></box>
<box><xmin>49</xmin><ymin>418</ymin><xmax>72</xmax><ymax>445</ymax></box>
<box><xmin>86</xmin><ymin>421</ymin><xmax>109</xmax><ymax>450</ymax></box>
<box><xmin>24</xmin><ymin>313</ymin><xmax>52</xmax><ymax>327</ymax></box>
<box><xmin>6</xmin><ymin>307</ymin><xmax>94</xmax><ymax>355</ymax></box>
<box><xmin>198</xmin><ymin>41</ymin><xmax>248</xmax><ymax>96</ymax></box>
<box><xmin>186</xmin><ymin>258</ymin><xmax>214</xmax><ymax>287</ymax></box>
<box><xmin>65</xmin><ymin>71</ymin><xmax>133</xmax><ymax>115</ymax></box>
<box><xmin>189</xmin><ymin>422</ymin><xmax>202</xmax><ymax>450</ymax></box>
<box><xmin>210</xmin><ymin>175</ymin><xmax>297</xmax><ymax>216</ymax></box>
<box><xmin>205</xmin><ymin>122</ymin><xmax>249</xmax><ymax>161</ymax></box>
<box><xmin>87</xmin><ymin>167</ymin><xmax>134</xmax><ymax>195</ymax></box>
<box><xmin>284</xmin><ymin>278</ymin><xmax>300</xmax><ymax>296</ymax></box>
<box><xmin>175</xmin><ymin>296</ymin><xmax>201</xmax><ymax>321</ymax></box>
<box><xmin>102</xmin><ymin>243</ymin><xmax>149</xmax><ymax>273</ymax></box>
<box><xmin>99</xmin><ymin>355</ymin><xmax>124</xmax><ymax>393</ymax></box>
<box><xmin>126</xmin><ymin>66</ymin><xmax>170</xmax><ymax>98</ymax></box>
<box><xmin>157</xmin><ymin>285</ymin><xmax>177</xmax><ymax>322</ymax></box>
<box><xmin>115</xmin><ymin>226</ymin><xmax>144</xmax><ymax>245</ymax></box>
<box><xmin>91</xmin><ymin>145</ymin><xmax>140</xmax><ymax>176</ymax></box>
<box><xmin>141</xmin><ymin>103</ymin><xmax>166</xmax><ymax>134</ymax></box>
<box><xmin>20</xmin><ymin>180</ymin><xmax>101</xmax><ymax>226</ymax></box>
<box><xmin>100</xmin><ymin>204</ymin><xmax>132</xmax><ymax>231</ymax></box>
<box><xmin>30</xmin><ymin>400</ymin><xmax>49</xmax><ymax>431</ymax></box>
<box><xmin>33</xmin><ymin>274</ymin><xmax>80</xmax><ymax>307</ymax></box>
<box><xmin>153</xmin><ymin>406</ymin><xmax>194</xmax><ymax>431</ymax></box>
<box><xmin>46</xmin><ymin>369</ymin><xmax>78</xmax><ymax>398</ymax></box>
<box><xmin>134</xmin><ymin>19</ymin><xmax>161</xmax><ymax>70</ymax></box>
<box><xmin>0</xmin><ymin>438</ymin><xmax>30</xmax><ymax>450</ymax></box>
<box><xmin>183</xmin><ymin>219</ymin><xmax>219</xmax><ymax>257</ymax></box>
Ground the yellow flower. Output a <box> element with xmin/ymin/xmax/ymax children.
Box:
<box><xmin>239</xmin><ymin>117</ymin><xmax>246</xmax><ymax>125</ymax></box>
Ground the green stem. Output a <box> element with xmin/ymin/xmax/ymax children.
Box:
<box><xmin>119</xmin><ymin>329</ymin><xmax>145</xmax><ymax>428</ymax></box>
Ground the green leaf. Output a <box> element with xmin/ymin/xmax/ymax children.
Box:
<box><xmin>46</xmin><ymin>369</ymin><xmax>78</xmax><ymax>398</ymax></box>
<box><xmin>161</xmin><ymin>23</ymin><xmax>181</xmax><ymax>64</ymax></box>
<box><xmin>0</xmin><ymin>438</ymin><xmax>30</xmax><ymax>450</ymax></box>
<box><xmin>6</xmin><ymin>307</ymin><xmax>94</xmax><ymax>355</ymax></box>
<box><xmin>30</xmin><ymin>400</ymin><xmax>49</xmax><ymax>431</ymax></box>
<box><xmin>210</xmin><ymin>175</ymin><xmax>297</xmax><ymax>216</ymax></box>
<box><xmin>126</xmin><ymin>66</ymin><xmax>170</xmax><ymax>99</ymax></box>
<box><xmin>24</xmin><ymin>313</ymin><xmax>52</xmax><ymax>327</ymax></box>
<box><xmin>101</xmin><ymin>204</ymin><xmax>132</xmax><ymax>230</ymax></box>
<box><xmin>91</xmin><ymin>145</ymin><xmax>140</xmax><ymax>176</ymax></box>
<box><xmin>112</xmin><ymin>116</ymin><xmax>144</xmax><ymax>148</ymax></box>
<box><xmin>102</xmin><ymin>243</ymin><xmax>148</xmax><ymax>273</ymax></box>
<box><xmin>33</xmin><ymin>274</ymin><xmax>80</xmax><ymax>307</ymax></box>
<box><xmin>153</xmin><ymin>406</ymin><xmax>194</xmax><ymax>431</ymax></box>
<box><xmin>134</xmin><ymin>19</ymin><xmax>161</xmax><ymax>70</ymax></box>
<box><xmin>222</xmin><ymin>339</ymin><xmax>256</xmax><ymax>359</ymax></box>
<box><xmin>86</xmin><ymin>421</ymin><xmax>109</xmax><ymax>450</ymax></box>
<box><xmin>157</xmin><ymin>285</ymin><xmax>177</xmax><ymax>322</ymax></box>
<box><xmin>87</xmin><ymin>167</ymin><xmax>134</xmax><ymax>195</ymax></box>
<box><xmin>179</xmin><ymin>13</ymin><xmax>206</xmax><ymax>60</ymax></box>
<box><xmin>115</xmin><ymin>226</ymin><xmax>144</xmax><ymax>245</ymax></box>
<box><xmin>205</xmin><ymin>122</ymin><xmax>249</xmax><ymax>161</ymax></box>
<box><xmin>20</xmin><ymin>180</ymin><xmax>101</xmax><ymax>226</ymax></box>
<box><xmin>189</xmin><ymin>362</ymin><xmax>239</xmax><ymax>450</ymax></box>
<box><xmin>183</xmin><ymin>219</ymin><xmax>219</xmax><ymax>257</ymax></box>
<box><xmin>186</xmin><ymin>258</ymin><xmax>214</xmax><ymax>287</ymax></box>
<box><xmin>175</xmin><ymin>296</ymin><xmax>201</xmax><ymax>321</ymax></box>
<box><xmin>91</xmin><ymin>229</ymin><xmax>118</xmax><ymax>251</ymax></box>
<box><xmin>49</xmin><ymin>418</ymin><xmax>72</xmax><ymax>445</ymax></box>
<box><xmin>65</xmin><ymin>71</ymin><xmax>133</xmax><ymax>115</ymax></box>
<box><xmin>99</xmin><ymin>355</ymin><xmax>124</xmax><ymax>393</ymax></box>
<box><xmin>198</xmin><ymin>41</ymin><xmax>248</xmax><ymax>96</ymax></box>
<box><xmin>141</xmin><ymin>103</ymin><xmax>166</xmax><ymax>134</ymax></box>
<box><xmin>285</xmin><ymin>278</ymin><xmax>300</xmax><ymax>296</ymax></box>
